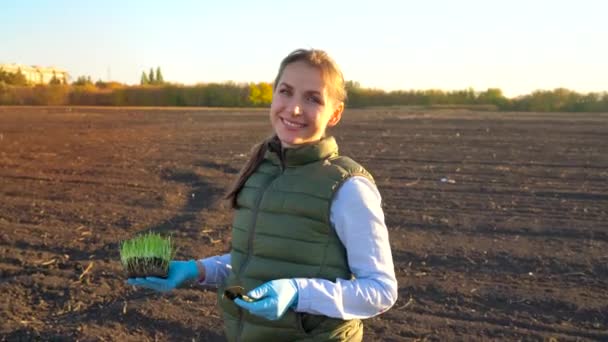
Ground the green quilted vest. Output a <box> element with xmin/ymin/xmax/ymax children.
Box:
<box><xmin>218</xmin><ymin>136</ymin><xmax>373</xmax><ymax>342</ymax></box>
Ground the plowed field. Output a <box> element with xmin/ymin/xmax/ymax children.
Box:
<box><xmin>1</xmin><ymin>107</ymin><xmax>607</xmax><ymax>341</ymax></box>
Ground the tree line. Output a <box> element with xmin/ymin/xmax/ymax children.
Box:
<box><xmin>0</xmin><ymin>68</ymin><xmax>606</xmax><ymax>111</ymax></box>
<box><xmin>345</xmin><ymin>83</ymin><xmax>608</xmax><ymax>112</ymax></box>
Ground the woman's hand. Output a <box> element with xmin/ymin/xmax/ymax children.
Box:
<box><xmin>127</xmin><ymin>260</ymin><xmax>200</xmax><ymax>292</ymax></box>
<box><xmin>234</xmin><ymin>279</ymin><xmax>299</xmax><ymax>320</ymax></box>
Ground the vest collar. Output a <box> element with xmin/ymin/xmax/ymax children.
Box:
<box><xmin>265</xmin><ymin>136</ymin><xmax>339</xmax><ymax>167</ymax></box>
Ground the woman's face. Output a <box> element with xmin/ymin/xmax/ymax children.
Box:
<box><xmin>270</xmin><ymin>61</ymin><xmax>343</xmax><ymax>148</ymax></box>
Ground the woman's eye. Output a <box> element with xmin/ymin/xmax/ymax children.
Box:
<box><xmin>307</xmin><ymin>96</ymin><xmax>321</xmax><ymax>104</ymax></box>
<box><xmin>279</xmin><ymin>88</ymin><xmax>290</xmax><ymax>95</ymax></box>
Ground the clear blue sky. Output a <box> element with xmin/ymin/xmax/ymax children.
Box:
<box><xmin>2</xmin><ymin>0</ymin><xmax>606</xmax><ymax>97</ymax></box>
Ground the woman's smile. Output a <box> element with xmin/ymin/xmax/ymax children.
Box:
<box><xmin>280</xmin><ymin>117</ymin><xmax>307</xmax><ymax>129</ymax></box>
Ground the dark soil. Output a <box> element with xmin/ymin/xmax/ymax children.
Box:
<box><xmin>124</xmin><ymin>257</ymin><xmax>169</xmax><ymax>279</ymax></box>
<box><xmin>1</xmin><ymin>106</ymin><xmax>607</xmax><ymax>341</ymax></box>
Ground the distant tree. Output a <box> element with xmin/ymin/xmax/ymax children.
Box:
<box><xmin>93</xmin><ymin>80</ymin><xmax>123</xmax><ymax>90</ymax></box>
<box><xmin>73</xmin><ymin>75</ymin><xmax>94</xmax><ymax>86</ymax></box>
<box><xmin>139</xmin><ymin>66</ymin><xmax>165</xmax><ymax>86</ymax></box>
<box><xmin>477</xmin><ymin>88</ymin><xmax>509</xmax><ymax>108</ymax></box>
<box><xmin>523</xmin><ymin>88</ymin><xmax>569</xmax><ymax>112</ymax></box>
<box><xmin>248</xmin><ymin>82</ymin><xmax>273</xmax><ymax>106</ymax></box>
<box><xmin>49</xmin><ymin>73</ymin><xmax>62</xmax><ymax>85</ymax></box>
<box><xmin>601</xmin><ymin>93</ymin><xmax>608</xmax><ymax>111</ymax></box>
<box><xmin>345</xmin><ymin>81</ymin><xmax>363</xmax><ymax>107</ymax></box>
<box><xmin>0</xmin><ymin>68</ymin><xmax>28</xmax><ymax>86</ymax></box>
<box><xmin>248</xmin><ymin>83</ymin><xmax>262</xmax><ymax>105</ymax></box>
<box><xmin>345</xmin><ymin>80</ymin><xmax>361</xmax><ymax>90</ymax></box>
<box><xmin>14</xmin><ymin>68</ymin><xmax>28</xmax><ymax>85</ymax></box>
<box><xmin>95</xmin><ymin>79</ymin><xmax>106</xmax><ymax>88</ymax></box>
<box><xmin>155</xmin><ymin>67</ymin><xmax>164</xmax><ymax>84</ymax></box>
<box><xmin>258</xmin><ymin>82</ymin><xmax>272</xmax><ymax>104</ymax></box>
<box><xmin>140</xmin><ymin>71</ymin><xmax>149</xmax><ymax>85</ymax></box>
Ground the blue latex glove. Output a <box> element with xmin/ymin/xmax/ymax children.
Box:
<box><xmin>127</xmin><ymin>260</ymin><xmax>199</xmax><ymax>292</ymax></box>
<box><xmin>234</xmin><ymin>279</ymin><xmax>299</xmax><ymax>321</ymax></box>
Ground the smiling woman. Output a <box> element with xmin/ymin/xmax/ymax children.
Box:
<box><xmin>127</xmin><ymin>49</ymin><xmax>398</xmax><ymax>342</ymax></box>
<box><xmin>270</xmin><ymin>60</ymin><xmax>344</xmax><ymax>147</ymax></box>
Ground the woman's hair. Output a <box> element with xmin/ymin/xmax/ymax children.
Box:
<box><xmin>224</xmin><ymin>48</ymin><xmax>346</xmax><ymax>208</ymax></box>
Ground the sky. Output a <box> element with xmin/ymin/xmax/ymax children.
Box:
<box><xmin>1</xmin><ymin>0</ymin><xmax>607</xmax><ymax>97</ymax></box>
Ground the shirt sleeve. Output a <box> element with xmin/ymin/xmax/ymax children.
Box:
<box><xmin>293</xmin><ymin>176</ymin><xmax>398</xmax><ymax>319</ymax></box>
<box><xmin>198</xmin><ymin>253</ymin><xmax>232</xmax><ymax>287</ymax></box>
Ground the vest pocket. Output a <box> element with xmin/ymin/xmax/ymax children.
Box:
<box><xmin>298</xmin><ymin>314</ymin><xmax>363</xmax><ymax>340</ymax></box>
<box><xmin>217</xmin><ymin>285</ymin><xmax>241</xmax><ymax>317</ymax></box>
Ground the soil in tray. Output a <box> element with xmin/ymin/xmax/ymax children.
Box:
<box><xmin>124</xmin><ymin>257</ymin><xmax>169</xmax><ymax>278</ymax></box>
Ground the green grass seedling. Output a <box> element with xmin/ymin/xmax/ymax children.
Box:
<box><xmin>120</xmin><ymin>232</ymin><xmax>175</xmax><ymax>278</ymax></box>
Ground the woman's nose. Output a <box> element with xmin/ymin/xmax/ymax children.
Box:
<box><xmin>292</xmin><ymin>105</ymin><xmax>301</xmax><ymax>116</ymax></box>
<box><xmin>285</xmin><ymin>98</ymin><xmax>302</xmax><ymax>116</ymax></box>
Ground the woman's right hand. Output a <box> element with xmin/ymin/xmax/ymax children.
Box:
<box><xmin>127</xmin><ymin>260</ymin><xmax>201</xmax><ymax>292</ymax></box>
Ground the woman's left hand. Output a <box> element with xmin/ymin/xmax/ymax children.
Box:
<box><xmin>234</xmin><ymin>279</ymin><xmax>299</xmax><ymax>320</ymax></box>
<box><xmin>127</xmin><ymin>260</ymin><xmax>199</xmax><ymax>292</ymax></box>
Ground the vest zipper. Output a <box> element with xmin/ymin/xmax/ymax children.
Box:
<box><xmin>236</xmin><ymin>154</ymin><xmax>285</xmax><ymax>341</ymax></box>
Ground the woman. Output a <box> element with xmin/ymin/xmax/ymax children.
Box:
<box><xmin>129</xmin><ymin>48</ymin><xmax>398</xmax><ymax>341</ymax></box>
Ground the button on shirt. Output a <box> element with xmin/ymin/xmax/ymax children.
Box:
<box><xmin>199</xmin><ymin>176</ymin><xmax>398</xmax><ymax>319</ymax></box>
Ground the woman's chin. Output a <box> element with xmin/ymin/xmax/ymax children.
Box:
<box><xmin>279</xmin><ymin>138</ymin><xmax>297</xmax><ymax>148</ymax></box>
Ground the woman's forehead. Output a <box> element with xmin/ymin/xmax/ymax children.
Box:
<box><xmin>279</xmin><ymin>62</ymin><xmax>328</xmax><ymax>94</ymax></box>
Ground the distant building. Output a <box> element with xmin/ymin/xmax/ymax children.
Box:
<box><xmin>0</xmin><ymin>63</ymin><xmax>69</xmax><ymax>84</ymax></box>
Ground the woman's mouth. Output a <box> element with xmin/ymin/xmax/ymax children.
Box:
<box><xmin>281</xmin><ymin>117</ymin><xmax>306</xmax><ymax>129</ymax></box>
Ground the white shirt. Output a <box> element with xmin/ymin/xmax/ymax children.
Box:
<box><xmin>199</xmin><ymin>176</ymin><xmax>398</xmax><ymax>320</ymax></box>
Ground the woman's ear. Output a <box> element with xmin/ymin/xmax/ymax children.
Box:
<box><xmin>327</xmin><ymin>102</ymin><xmax>344</xmax><ymax>127</ymax></box>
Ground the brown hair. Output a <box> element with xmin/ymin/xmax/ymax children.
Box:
<box><xmin>224</xmin><ymin>49</ymin><xmax>347</xmax><ymax>208</ymax></box>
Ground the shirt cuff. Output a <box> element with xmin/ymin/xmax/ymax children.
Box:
<box><xmin>293</xmin><ymin>278</ymin><xmax>312</xmax><ymax>312</ymax></box>
<box><xmin>198</xmin><ymin>257</ymin><xmax>220</xmax><ymax>286</ymax></box>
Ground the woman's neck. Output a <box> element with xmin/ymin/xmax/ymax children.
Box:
<box><xmin>280</xmin><ymin>138</ymin><xmax>324</xmax><ymax>149</ymax></box>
